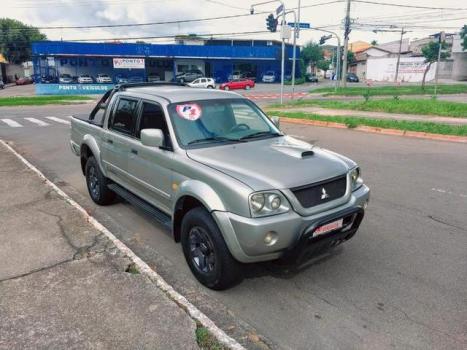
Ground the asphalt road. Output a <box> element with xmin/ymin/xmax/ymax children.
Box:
<box><xmin>1</xmin><ymin>103</ymin><xmax>466</xmax><ymax>350</ymax></box>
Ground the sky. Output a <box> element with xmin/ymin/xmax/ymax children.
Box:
<box><xmin>2</xmin><ymin>0</ymin><xmax>467</xmax><ymax>47</ymax></box>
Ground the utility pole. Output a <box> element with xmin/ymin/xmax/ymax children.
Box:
<box><xmin>394</xmin><ymin>27</ymin><xmax>406</xmax><ymax>83</ymax></box>
<box><xmin>280</xmin><ymin>9</ymin><xmax>286</xmax><ymax>104</ymax></box>
<box><xmin>434</xmin><ymin>31</ymin><xmax>445</xmax><ymax>97</ymax></box>
<box><xmin>291</xmin><ymin>0</ymin><xmax>301</xmax><ymax>100</ymax></box>
<box><xmin>341</xmin><ymin>0</ymin><xmax>351</xmax><ymax>87</ymax></box>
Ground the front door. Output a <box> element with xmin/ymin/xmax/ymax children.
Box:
<box><xmin>127</xmin><ymin>101</ymin><xmax>174</xmax><ymax>213</ymax></box>
<box><xmin>101</xmin><ymin>96</ymin><xmax>140</xmax><ymax>188</ymax></box>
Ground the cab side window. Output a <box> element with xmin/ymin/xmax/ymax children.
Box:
<box><xmin>138</xmin><ymin>102</ymin><xmax>172</xmax><ymax>149</ymax></box>
<box><xmin>110</xmin><ymin>98</ymin><xmax>138</xmax><ymax>136</ymax></box>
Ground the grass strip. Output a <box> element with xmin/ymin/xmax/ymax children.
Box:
<box><xmin>196</xmin><ymin>326</ymin><xmax>226</xmax><ymax>350</ymax></box>
<box><xmin>0</xmin><ymin>95</ymin><xmax>93</xmax><ymax>106</ymax></box>
<box><xmin>268</xmin><ymin>111</ymin><xmax>467</xmax><ymax>136</ymax></box>
<box><xmin>272</xmin><ymin>98</ymin><xmax>467</xmax><ymax>118</ymax></box>
<box><xmin>313</xmin><ymin>84</ymin><xmax>467</xmax><ymax>96</ymax></box>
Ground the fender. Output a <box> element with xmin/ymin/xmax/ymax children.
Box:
<box><xmin>174</xmin><ymin>179</ymin><xmax>227</xmax><ymax>213</ymax></box>
<box><xmin>81</xmin><ymin>135</ymin><xmax>107</xmax><ymax>177</ymax></box>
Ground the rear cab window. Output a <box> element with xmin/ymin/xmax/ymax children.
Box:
<box><xmin>109</xmin><ymin>97</ymin><xmax>139</xmax><ymax>136</ymax></box>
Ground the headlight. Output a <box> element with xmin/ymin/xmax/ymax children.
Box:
<box><xmin>350</xmin><ymin>167</ymin><xmax>363</xmax><ymax>191</ymax></box>
<box><xmin>249</xmin><ymin>191</ymin><xmax>290</xmax><ymax>217</ymax></box>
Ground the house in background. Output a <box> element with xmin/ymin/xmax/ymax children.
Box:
<box><xmin>0</xmin><ymin>54</ymin><xmax>30</xmax><ymax>83</ymax></box>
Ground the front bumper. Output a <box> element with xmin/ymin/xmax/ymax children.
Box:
<box><xmin>212</xmin><ymin>184</ymin><xmax>369</xmax><ymax>263</ymax></box>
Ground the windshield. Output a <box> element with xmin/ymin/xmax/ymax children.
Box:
<box><xmin>167</xmin><ymin>99</ymin><xmax>281</xmax><ymax>148</ymax></box>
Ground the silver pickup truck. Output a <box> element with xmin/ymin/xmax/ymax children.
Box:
<box><xmin>70</xmin><ymin>83</ymin><xmax>370</xmax><ymax>290</ymax></box>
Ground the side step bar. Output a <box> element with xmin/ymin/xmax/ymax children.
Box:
<box><xmin>108</xmin><ymin>183</ymin><xmax>172</xmax><ymax>230</ymax></box>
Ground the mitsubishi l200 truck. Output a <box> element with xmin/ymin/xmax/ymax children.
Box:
<box><xmin>70</xmin><ymin>83</ymin><xmax>370</xmax><ymax>290</ymax></box>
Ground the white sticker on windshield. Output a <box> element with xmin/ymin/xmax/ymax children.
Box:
<box><xmin>176</xmin><ymin>103</ymin><xmax>202</xmax><ymax>121</ymax></box>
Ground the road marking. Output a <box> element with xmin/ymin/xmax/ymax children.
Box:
<box><xmin>1</xmin><ymin>119</ymin><xmax>23</xmax><ymax>127</ymax></box>
<box><xmin>46</xmin><ymin>116</ymin><xmax>71</xmax><ymax>125</ymax></box>
<box><xmin>431</xmin><ymin>188</ymin><xmax>467</xmax><ymax>198</ymax></box>
<box><xmin>0</xmin><ymin>140</ymin><xmax>245</xmax><ymax>350</ymax></box>
<box><xmin>24</xmin><ymin>118</ymin><xmax>50</xmax><ymax>126</ymax></box>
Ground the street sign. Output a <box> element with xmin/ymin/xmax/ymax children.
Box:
<box><xmin>287</xmin><ymin>22</ymin><xmax>311</xmax><ymax>29</ymax></box>
<box><xmin>276</xmin><ymin>4</ymin><xmax>284</xmax><ymax>15</ymax></box>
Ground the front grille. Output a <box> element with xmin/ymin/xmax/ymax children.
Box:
<box><xmin>291</xmin><ymin>175</ymin><xmax>347</xmax><ymax>208</ymax></box>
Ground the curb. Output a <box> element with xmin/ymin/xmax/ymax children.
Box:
<box><xmin>279</xmin><ymin>117</ymin><xmax>467</xmax><ymax>144</ymax></box>
<box><xmin>0</xmin><ymin>139</ymin><xmax>245</xmax><ymax>350</ymax></box>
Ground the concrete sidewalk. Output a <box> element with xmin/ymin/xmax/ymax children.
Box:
<box><xmin>0</xmin><ymin>142</ymin><xmax>199</xmax><ymax>349</ymax></box>
<box><xmin>270</xmin><ymin>105</ymin><xmax>467</xmax><ymax>125</ymax></box>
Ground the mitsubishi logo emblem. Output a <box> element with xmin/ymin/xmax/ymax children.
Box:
<box><xmin>321</xmin><ymin>187</ymin><xmax>330</xmax><ymax>200</ymax></box>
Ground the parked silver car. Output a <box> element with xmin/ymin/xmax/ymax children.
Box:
<box><xmin>70</xmin><ymin>84</ymin><xmax>369</xmax><ymax>289</ymax></box>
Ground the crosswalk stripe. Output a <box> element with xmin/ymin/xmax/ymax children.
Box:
<box><xmin>46</xmin><ymin>117</ymin><xmax>71</xmax><ymax>125</ymax></box>
<box><xmin>24</xmin><ymin>118</ymin><xmax>50</xmax><ymax>126</ymax></box>
<box><xmin>1</xmin><ymin>119</ymin><xmax>23</xmax><ymax>127</ymax></box>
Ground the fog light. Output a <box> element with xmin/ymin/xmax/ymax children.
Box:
<box><xmin>264</xmin><ymin>231</ymin><xmax>278</xmax><ymax>246</ymax></box>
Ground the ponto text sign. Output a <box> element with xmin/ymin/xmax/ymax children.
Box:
<box><xmin>113</xmin><ymin>58</ymin><xmax>145</xmax><ymax>69</ymax></box>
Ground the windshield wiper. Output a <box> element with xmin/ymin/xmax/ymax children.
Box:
<box><xmin>238</xmin><ymin>131</ymin><xmax>282</xmax><ymax>141</ymax></box>
<box><xmin>187</xmin><ymin>136</ymin><xmax>239</xmax><ymax>146</ymax></box>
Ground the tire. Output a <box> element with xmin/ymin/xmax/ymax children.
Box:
<box><xmin>85</xmin><ymin>156</ymin><xmax>115</xmax><ymax>205</ymax></box>
<box><xmin>181</xmin><ymin>207</ymin><xmax>243</xmax><ymax>290</ymax></box>
<box><xmin>245</xmin><ymin>85</ymin><xmax>250</xmax><ymax>90</ymax></box>
<box><xmin>180</xmin><ymin>78</ymin><xmax>185</xmax><ymax>84</ymax></box>
<box><xmin>224</xmin><ymin>86</ymin><xmax>229</xmax><ymax>91</ymax></box>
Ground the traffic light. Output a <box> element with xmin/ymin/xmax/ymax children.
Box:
<box><xmin>266</xmin><ymin>14</ymin><xmax>278</xmax><ymax>33</ymax></box>
<box><xmin>319</xmin><ymin>35</ymin><xmax>332</xmax><ymax>45</ymax></box>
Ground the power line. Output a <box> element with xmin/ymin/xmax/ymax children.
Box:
<box><xmin>203</xmin><ymin>0</ymin><xmax>249</xmax><ymax>10</ymax></box>
<box><xmin>2</xmin><ymin>0</ymin><xmax>344</xmax><ymax>32</ymax></box>
<box><xmin>353</xmin><ymin>0</ymin><xmax>467</xmax><ymax>11</ymax></box>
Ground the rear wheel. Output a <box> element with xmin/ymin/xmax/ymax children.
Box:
<box><xmin>245</xmin><ymin>85</ymin><xmax>251</xmax><ymax>90</ymax></box>
<box><xmin>181</xmin><ymin>207</ymin><xmax>243</xmax><ymax>290</ymax></box>
<box><xmin>85</xmin><ymin>156</ymin><xmax>115</xmax><ymax>205</ymax></box>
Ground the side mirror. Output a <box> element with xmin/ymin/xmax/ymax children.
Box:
<box><xmin>141</xmin><ymin>129</ymin><xmax>164</xmax><ymax>148</ymax></box>
<box><xmin>271</xmin><ymin>116</ymin><xmax>281</xmax><ymax>129</ymax></box>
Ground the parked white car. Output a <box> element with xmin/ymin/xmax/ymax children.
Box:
<box><xmin>187</xmin><ymin>77</ymin><xmax>216</xmax><ymax>89</ymax></box>
<box><xmin>77</xmin><ymin>75</ymin><xmax>93</xmax><ymax>84</ymax></box>
<box><xmin>96</xmin><ymin>74</ymin><xmax>112</xmax><ymax>84</ymax></box>
<box><xmin>262</xmin><ymin>70</ymin><xmax>276</xmax><ymax>83</ymax></box>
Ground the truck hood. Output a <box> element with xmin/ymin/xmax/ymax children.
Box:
<box><xmin>186</xmin><ymin>136</ymin><xmax>354</xmax><ymax>191</ymax></box>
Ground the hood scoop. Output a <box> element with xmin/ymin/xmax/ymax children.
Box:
<box><xmin>301</xmin><ymin>150</ymin><xmax>315</xmax><ymax>158</ymax></box>
<box><xmin>271</xmin><ymin>136</ymin><xmax>315</xmax><ymax>159</ymax></box>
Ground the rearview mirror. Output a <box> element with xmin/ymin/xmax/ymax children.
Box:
<box><xmin>141</xmin><ymin>129</ymin><xmax>164</xmax><ymax>148</ymax></box>
<box><xmin>271</xmin><ymin>116</ymin><xmax>280</xmax><ymax>129</ymax></box>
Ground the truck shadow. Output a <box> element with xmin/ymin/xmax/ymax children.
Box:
<box><xmin>243</xmin><ymin>246</ymin><xmax>344</xmax><ymax>281</ymax></box>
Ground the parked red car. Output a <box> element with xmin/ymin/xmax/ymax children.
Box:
<box><xmin>219</xmin><ymin>78</ymin><xmax>255</xmax><ymax>91</ymax></box>
<box><xmin>15</xmin><ymin>77</ymin><xmax>33</xmax><ymax>85</ymax></box>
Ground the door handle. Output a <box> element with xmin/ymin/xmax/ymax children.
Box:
<box><xmin>106</xmin><ymin>139</ymin><xmax>113</xmax><ymax>144</ymax></box>
<box><xmin>131</xmin><ymin>149</ymin><xmax>138</xmax><ymax>155</ymax></box>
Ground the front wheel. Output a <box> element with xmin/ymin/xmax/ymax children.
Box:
<box><xmin>245</xmin><ymin>85</ymin><xmax>250</xmax><ymax>90</ymax></box>
<box><xmin>85</xmin><ymin>156</ymin><xmax>115</xmax><ymax>205</ymax></box>
<box><xmin>224</xmin><ymin>86</ymin><xmax>230</xmax><ymax>91</ymax></box>
<box><xmin>181</xmin><ymin>207</ymin><xmax>243</xmax><ymax>290</ymax></box>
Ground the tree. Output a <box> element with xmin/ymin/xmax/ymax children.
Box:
<box><xmin>0</xmin><ymin>18</ymin><xmax>46</xmax><ymax>64</ymax></box>
<box><xmin>317</xmin><ymin>59</ymin><xmax>330</xmax><ymax>75</ymax></box>
<box><xmin>461</xmin><ymin>25</ymin><xmax>467</xmax><ymax>51</ymax></box>
<box><xmin>347</xmin><ymin>51</ymin><xmax>355</xmax><ymax>66</ymax></box>
<box><xmin>301</xmin><ymin>42</ymin><xmax>323</xmax><ymax>72</ymax></box>
<box><xmin>420</xmin><ymin>40</ymin><xmax>450</xmax><ymax>90</ymax></box>
<box><xmin>370</xmin><ymin>40</ymin><xmax>378</xmax><ymax>46</ymax></box>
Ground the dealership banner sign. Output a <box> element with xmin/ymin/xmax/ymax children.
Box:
<box><xmin>36</xmin><ymin>84</ymin><xmax>114</xmax><ymax>95</ymax></box>
<box><xmin>113</xmin><ymin>58</ymin><xmax>145</xmax><ymax>69</ymax></box>
<box><xmin>367</xmin><ymin>57</ymin><xmax>436</xmax><ymax>83</ymax></box>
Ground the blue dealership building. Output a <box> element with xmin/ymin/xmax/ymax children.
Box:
<box><xmin>32</xmin><ymin>37</ymin><xmax>299</xmax><ymax>94</ymax></box>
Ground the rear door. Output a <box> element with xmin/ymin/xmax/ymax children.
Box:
<box><xmin>126</xmin><ymin>100</ymin><xmax>174</xmax><ymax>213</ymax></box>
<box><xmin>101</xmin><ymin>96</ymin><xmax>140</xmax><ymax>188</ymax></box>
